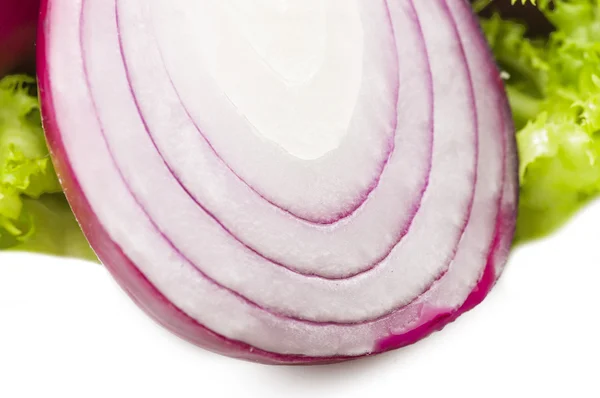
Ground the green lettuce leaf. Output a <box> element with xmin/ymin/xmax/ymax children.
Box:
<box><xmin>0</xmin><ymin>74</ymin><xmax>96</xmax><ymax>260</ymax></box>
<box><xmin>481</xmin><ymin>0</ymin><xmax>600</xmax><ymax>240</ymax></box>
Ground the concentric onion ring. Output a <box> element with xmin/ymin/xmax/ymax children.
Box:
<box><xmin>39</xmin><ymin>0</ymin><xmax>517</xmax><ymax>364</ymax></box>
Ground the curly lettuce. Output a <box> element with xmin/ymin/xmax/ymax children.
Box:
<box><xmin>0</xmin><ymin>75</ymin><xmax>96</xmax><ymax>260</ymax></box>
<box><xmin>481</xmin><ymin>0</ymin><xmax>600</xmax><ymax>240</ymax></box>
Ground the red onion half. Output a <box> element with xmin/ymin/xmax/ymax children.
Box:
<box><xmin>0</xmin><ymin>0</ymin><xmax>39</xmax><ymax>75</ymax></box>
<box><xmin>38</xmin><ymin>0</ymin><xmax>518</xmax><ymax>364</ymax></box>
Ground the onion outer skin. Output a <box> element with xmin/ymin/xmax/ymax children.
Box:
<box><xmin>0</xmin><ymin>0</ymin><xmax>39</xmax><ymax>76</ymax></box>
<box><xmin>38</xmin><ymin>0</ymin><xmax>518</xmax><ymax>365</ymax></box>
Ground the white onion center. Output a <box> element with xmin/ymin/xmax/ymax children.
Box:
<box><xmin>169</xmin><ymin>0</ymin><xmax>364</xmax><ymax>159</ymax></box>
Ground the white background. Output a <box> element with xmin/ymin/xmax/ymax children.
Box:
<box><xmin>1</xmin><ymin>202</ymin><xmax>599</xmax><ymax>398</ymax></box>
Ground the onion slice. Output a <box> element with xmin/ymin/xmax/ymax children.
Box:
<box><xmin>39</xmin><ymin>0</ymin><xmax>517</xmax><ymax>364</ymax></box>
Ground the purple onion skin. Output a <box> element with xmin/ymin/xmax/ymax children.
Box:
<box><xmin>38</xmin><ymin>0</ymin><xmax>517</xmax><ymax>365</ymax></box>
<box><xmin>0</xmin><ymin>0</ymin><xmax>39</xmax><ymax>76</ymax></box>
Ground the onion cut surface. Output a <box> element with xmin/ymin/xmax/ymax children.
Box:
<box><xmin>39</xmin><ymin>0</ymin><xmax>518</xmax><ymax>364</ymax></box>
